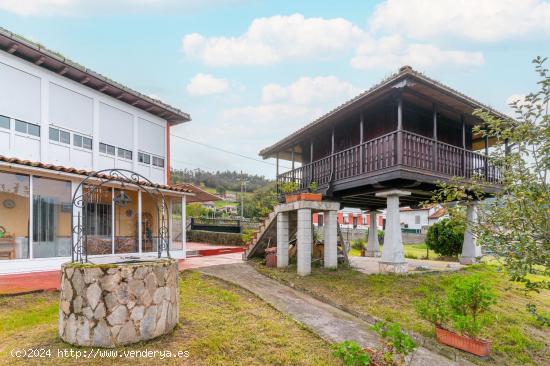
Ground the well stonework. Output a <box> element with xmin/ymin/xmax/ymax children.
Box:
<box><xmin>59</xmin><ymin>259</ymin><xmax>179</xmax><ymax>347</ymax></box>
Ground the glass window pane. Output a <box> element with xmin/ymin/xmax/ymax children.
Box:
<box><xmin>73</xmin><ymin>134</ymin><xmax>82</xmax><ymax>147</ymax></box>
<box><xmin>114</xmin><ymin>189</ymin><xmax>139</xmax><ymax>254</ymax></box>
<box><xmin>49</xmin><ymin>127</ymin><xmax>59</xmax><ymax>141</ymax></box>
<box><xmin>144</xmin><ymin>154</ymin><xmax>150</xmax><ymax>164</ymax></box>
<box><xmin>107</xmin><ymin>145</ymin><xmax>115</xmax><ymax>155</ymax></box>
<box><xmin>60</xmin><ymin>131</ymin><xmax>70</xmax><ymax>144</ymax></box>
<box><xmin>118</xmin><ymin>148</ymin><xmax>125</xmax><ymax>158</ymax></box>
<box><xmin>140</xmin><ymin>192</ymin><xmax>159</xmax><ymax>253</ymax></box>
<box><xmin>99</xmin><ymin>143</ymin><xmax>106</xmax><ymax>153</ymax></box>
<box><xmin>0</xmin><ymin>171</ymin><xmax>29</xmax><ymax>259</ymax></box>
<box><xmin>171</xmin><ymin>199</ymin><xmax>183</xmax><ymax>251</ymax></box>
<box><xmin>126</xmin><ymin>150</ymin><xmax>132</xmax><ymax>160</ymax></box>
<box><xmin>32</xmin><ymin>177</ymin><xmax>72</xmax><ymax>258</ymax></box>
<box><xmin>15</xmin><ymin>120</ymin><xmax>27</xmax><ymax>133</ymax></box>
<box><xmin>0</xmin><ymin>115</ymin><xmax>9</xmax><ymax>130</ymax></box>
<box><xmin>83</xmin><ymin>186</ymin><xmax>113</xmax><ymax>255</ymax></box>
<box><xmin>28</xmin><ymin>124</ymin><xmax>40</xmax><ymax>137</ymax></box>
<box><xmin>83</xmin><ymin>137</ymin><xmax>92</xmax><ymax>150</ymax></box>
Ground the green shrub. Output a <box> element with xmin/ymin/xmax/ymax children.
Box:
<box><xmin>351</xmin><ymin>239</ymin><xmax>366</xmax><ymax>251</ymax></box>
<box><xmin>370</xmin><ymin>322</ymin><xmax>416</xmax><ymax>365</ymax></box>
<box><xmin>332</xmin><ymin>340</ymin><xmax>370</xmax><ymax>366</ymax></box>
<box><xmin>280</xmin><ymin>181</ymin><xmax>299</xmax><ymax>193</ymax></box>
<box><xmin>425</xmin><ymin>218</ymin><xmax>464</xmax><ymax>257</ymax></box>
<box><xmin>308</xmin><ymin>181</ymin><xmax>318</xmax><ymax>192</ymax></box>
<box><xmin>241</xmin><ymin>228</ymin><xmax>255</xmax><ymax>244</ymax></box>
<box><xmin>364</xmin><ymin>230</ymin><xmax>385</xmax><ymax>244</ymax></box>
<box><xmin>447</xmin><ymin>276</ymin><xmax>496</xmax><ymax>338</ymax></box>
<box><xmin>415</xmin><ymin>292</ymin><xmax>450</xmax><ymax>327</ymax></box>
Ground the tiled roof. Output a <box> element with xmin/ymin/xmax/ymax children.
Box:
<box><xmin>0</xmin><ymin>155</ymin><xmax>192</xmax><ymax>194</ymax></box>
<box><xmin>259</xmin><ymin>65</ymin><xmax>509</xmax><ymax>158</ymax></box>
<box><xmin>171</xmin><ymin>183</ymin><xmax>221</xmax><ymax>203</ymax></box>
<box><xmin>428</xmin><ymin>207</ymin><xmax>448</xmax><ymax>219</ymax></box>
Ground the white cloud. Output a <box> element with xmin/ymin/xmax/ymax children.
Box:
<box><xmin>262</xmin><ymin>76</ymin><xmax>360</xmax><ymax>105</ymax></box>
<box><xmin>0</xmin><ymin>0</ymin><xmax>232</xmax><ymax>16</ymax></box>
<box><xmin>186</xmin><ymin>73</ymin><xmax>229</xmax><ymax>96</ymax></box>
<box><xmin>181</xmin><ymin>13</ymin><xmax>366</xmax><ymax>66</ymax></box>
<box><xmin>369</xmin><ymin>0</ymin><xmax>550</xmax><ymax>42</ymax></box>
<box><xmin>351</xmin><ymin>35</ymin><xmax>484</xmax><ymax>70</ymax></box>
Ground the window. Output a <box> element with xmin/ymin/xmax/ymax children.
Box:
<box><xmin>0</xmin><ymin>172</ymin><xmax>30</xmax><ymax>259</ymax></box>
<box><xmin>74</xmin><ymin>134</ymin><xmax>92</xmax><ymax>150</ymax></box>
<box><xmin>415</xmin><ymin>215</ymin><xmax>421</xmax><ymax>225</ymax></box>
<box><xmin>138</xmin><ymin>152</ymin><xmax>150</xmax><ymax>164</ymax></box>
<box><xmin>49</xmin><ymin>127</ymin><xmax>70</xmax><ymax>144</ymax></box>
<box><xmin>85</xmin><ymin>203</ymin><xmax>112</xmax><ymax>236</ymax></box>
<box><xmin>152</xmin><ymin>156</ymin><xmax>164</xmax><ymax>168</ymax></box>
<box><xmin>15</xmin><ymin>120</ymin><xmax>40</xmax><ymax>137</ymax></box>
<box><xmin>32</xmin><ymin>177</ymin><xmax>72</xmax><ymax>258</ymax></box>
<box><xmin>0</xmin><ymin>115</ymin><xmax>9</xmax><ymax>130</ymax></box>
<box><xmin>118</xmin><ymin>148</ymin><xmax>132</xmax><ymax>160</ymax></box>
<box><xmin>99</xmin><ymin>143</ymin><xmax>116</xmax><ymax>156</ymax></box>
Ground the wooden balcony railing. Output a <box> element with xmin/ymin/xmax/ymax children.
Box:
<box><xmin>278</xmin><ymin>130</ymin><xmax>501</xmax><ymax>192</ymax></box>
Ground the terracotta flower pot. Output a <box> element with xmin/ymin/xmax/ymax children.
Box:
<box><xmin>435</xmin><ymin>326</ymin><xmax>492</xmax><ymax>357</ymax></box>
<box><xmin>285</xmin><ymin>193</ymin><xmax>322</xmax><ymax>203</ymax></box>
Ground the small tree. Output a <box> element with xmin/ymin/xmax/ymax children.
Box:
<box><xmin>425</xmin><ymin>218</ymin><xmax>465</xmax><ymax>257</ymax></box>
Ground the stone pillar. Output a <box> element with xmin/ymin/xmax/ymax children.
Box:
<box><xmin>276</xmin><ymin>211</ymin><xmax>290</xmax><ymax>268</ymax></box>
<box><xmin>375</xmin><ymin>190</ymin><xmax>411</xmax><ymax>273</ymax></box>
<box><xmin>297</xmin><ymin>208</ymin><xmax>312</xmax><ymax>276</ymax></box>
<box><xmin>366</xmin><ymin>210</ymin><xmax>381</xmax><ymax>257</ymax></box>
<box><xmin>324</xmin><ymin>210</ymin><xmax>338</xmax><ymax>269</ymax></box>
<box><xmin>460</xmin><ymin>202</ymin><xmax>481</xmax><ymax>264</ymax></box>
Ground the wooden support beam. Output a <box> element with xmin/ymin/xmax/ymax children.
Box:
<box><xmin>7</xmin><ymin>44</ymin><xmax>18</xmax><ymax>54</ymax></box>
<box><xmin>59</xmin><ymin>67</ymin><xmax>69</xmax><ymax>75</ymax></box>
<box><xmin>116</xmin><ymin>93</ymin><xmax>126</xmax><ymax>100</ymax></box>
<box><xmin>360</xmin><ymin>112</ymin><xmax>364</xmax><ymax>174</ymax></box>
<box><xmin>81</xmin><ymin>77</ymin><xmax>90</xmax><ymax>85</ymax></box>
<box><xmin>461</xmin><ymin>115</ymin><xmax>466</xmax><ymax>176</ymax></box>
<box><xmin>99</xmin><ymin>85</ymin><xmax>109</xmax><ymax>92</ymax></box>
<box><xmin>34</xmin><ymin>56</ymin><xmax>45</xmax><ymax>65</ymax></box>
<box><xmin>433</xmin><ymin>103</ymin><xmax>438</xmax><ymax>171</ymax></box>
<box><xmin>131</xmin><ymin>100</ymin><xmax>140</xmax><ymax>106</ymax></box>
<box><xmin>396</xmin><ymin>97</ymin><xmax>403</xmax><ymax>165</ymax></box>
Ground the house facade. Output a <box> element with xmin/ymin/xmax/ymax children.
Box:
<box><xmin>0</xmin><ymin>28</ymin><xmax>193</xmax><ymax>273</ymax></box>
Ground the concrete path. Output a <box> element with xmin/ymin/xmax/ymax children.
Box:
<box><xmin>199</xmin><ymin>263</ymin><xmax>457</xmax><ymax>366</ymax></box>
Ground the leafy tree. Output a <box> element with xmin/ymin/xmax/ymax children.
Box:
<box><xmin>237</xmin><ymin>182</ymin><xmax>278</xmax><ymax>219</ymax></box>
<box><xmin>425</xmin><ymin>218</ymin><xmax>465</xmax><ymax>257</ymax></box>
<box><xmin>431</xmin><ymin>56</ymin><xmax>549</xmax><ymax>324</ymax></box>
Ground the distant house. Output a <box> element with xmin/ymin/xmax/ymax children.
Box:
<box><xmin>220</xmin><ymin>205</ymin><xmax>238</xmax><ymax>215</ymax></box>
<box><xmin>399</xmin><ymin>207</ymin><xmax>430</xmax><ymax>232</ymax></box>
<box><xmin>428</xmin><ymin>207</ymin><xmax>448</xmax><ymax>225</ymax></box>
<box><xmin>223</xmin><ymin>192</ymin><xmax>237</xmax><ymax>202</ymax></box>
<box><xmin>201</xmin><ymin>201</ymin><xmax>216</xmax><ymax>210</ymax></box>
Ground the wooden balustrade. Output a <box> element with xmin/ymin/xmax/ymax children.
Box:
<box><xmin>277</xmin><ymin>130</ymin><xmax>500</xmax><ymax>192</ymax></box>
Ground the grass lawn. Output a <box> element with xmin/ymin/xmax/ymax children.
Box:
<box><xmin>0</xmin><ymin>271</ymin><xmax>339</xmax><ymax>366</ymax></box>
<box><xmin>252</xmin><ymin>262</ymin><xmax>550</xmax><ymax>366</ymax></box>
<box><xmin>349</xmin><ymin>243</ymin><xmax>443</xmax><ymax>260</ymax></box>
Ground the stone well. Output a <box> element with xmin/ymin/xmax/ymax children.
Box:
<box><xmin>59</xmin><ymin>259</ymin><xmax>179</xmax><ymax>347</ymax></box>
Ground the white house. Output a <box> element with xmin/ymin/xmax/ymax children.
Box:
<box><xmin>0</xmin><ymin>27</ymin><xmax>194</xmax><ymax>273</ymax></box>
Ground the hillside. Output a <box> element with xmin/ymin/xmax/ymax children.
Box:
<box><xmin>170</xmin><ymin>168</ymin><xmax>272</xmax><ymax>193</ymax></box>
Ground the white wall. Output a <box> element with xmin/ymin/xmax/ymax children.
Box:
<box><xmin>399</xmin><ymin>210</ymin><xmax>429</xmax><ymax>230</ymax></box>
<box><xmin>0</xmin><ymin>51</ymin><xmax>169</xmax><ymax>185</ymax></box>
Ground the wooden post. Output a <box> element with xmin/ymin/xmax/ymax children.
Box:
<box><xmin>360</xmin><ymin>112</ymin><xmax>364</xmax><ymax>174</ymax></box>
<box><xmin>331</xmin><ymin>126</ymin><xmax>335</xmax><ymax>176</ymax></box>
<box><xmin>309</xmin><ymin>139</ymin><xmax>314</xmax><ymax>186</ymax></box>
<box><xmin>484</xmin><ymin>134</ymin><xmax>489</xmax><ymax>179</ymax></box>
<box><xmin>433</xmin><ymin>103</ymin><xmax>438</xmax><ymax>171</ymax></box>
<box><xmin>291</xmin><ymin>145</ymin><xmax>295</xmax><ymax>181</ymax></box>
<box><xmin>396</xmin><ymin>98</ymin><xmax>403</xmax><ymax>165</ymax></box>
<box><xmin>462</xmin><ymin>115</ymin><xmax>466</xmax><ymax>176</ymax></box>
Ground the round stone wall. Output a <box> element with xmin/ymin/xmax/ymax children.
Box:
<box><xmin>59</xmin><ymin>259</ymin><xmax>179</xmax><ymax>348</ymax></box>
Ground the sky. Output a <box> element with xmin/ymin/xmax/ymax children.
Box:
<box><xmin>0</xmin><ymin>0</ymin><xmax>548</xmax><ymax>178</ymax></box>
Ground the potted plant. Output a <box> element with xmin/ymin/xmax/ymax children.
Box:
<box><xmin>280</xmin><ymin>181</ymin><xmax>300</xmax><ymax>202</ymax></box>
<box><xmin>281</xmin><ymin>181</ymin><xmax>322</xmax><ymax>203</ymax></box>
<box><xmin>415</xmin><ymin>276</ymin><xmax>496</xmax><ymax>357</ymax></box>
<box><xmin>298</xmin><ymin>181</ymin><xmax>322</xmax><ymax>201</ymax></box>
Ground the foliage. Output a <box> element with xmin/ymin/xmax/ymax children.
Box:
<box><xmin>308</xmin><ymin>181</ymin><xmax>319</xmax><ymax>192</ymax></box>
<box><xmin>430</xmin><ymin>57</ymin><xmax>550</xmax><ymax>322</ymax></box>
<box><xmin>171</xmin><ymin>168</ymin><xmax>272</xmax><ymax>193</ymax></box>
<box><xmin>447</xmin><ymin>276</ymin><xmax>496</xmax><ymax>338</ymax></box>
<box><xmin>351</xmin><ymin>239</ymin><xmax>366</xmax><ymax>251</ymax></box>
<box><xmin>237</xmin><ymin>182</ymin><xmax>278</xmax><ymax>219</ymax></box>
<box><xmin>365</xmin><ymin>229</ymin><xmax>385</xmax><ymax>244</ymax></box>
<box><xmin>425</xmin><ymin>218</ymin><xmax>465</xmax><ymax>257</ymax></box>
<box><xmin>186</xmin><ymin>202</ymin><xmax>210</xmax><ymax>218</ymax></box>
<box><xmin>526</xmin><ymin>304</ymin><xmax>550</xmax><ymax>327</ymax></box>
<box><xmin>416</xmin><ymin>276</ymin><xmax>496</xmax><ymax>339</ymax></box>
<box><xmin>241</xmin><ymin>228</ymin><xmax>255</xmax><ymax>244</ymax></box>
<box><xmin>415</xmin><ymin>292</ymin><xmax>450</xmax><ymax>327</ymax></box>
<box><xmin>280</xmin><ymin>181</ymin><xmax>299</xmax><ymax>193</ymax></box>
<box><xmin>370</xmin><ymin>322</ymin><xmax>416</xmax><ymax>366</ymax></box>
<box><xmin>332</xmin><ymin>340</ymin><xmax>371</xmax><ymax>366</ymax></box>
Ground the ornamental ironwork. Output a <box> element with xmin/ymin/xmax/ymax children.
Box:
<box><xmin>71</xmin><ymin>169</ymin><xmax>170</xmax><ymax>263</ymax></box>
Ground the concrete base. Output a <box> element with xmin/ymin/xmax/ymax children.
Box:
<box><xmin>379</xmin><ymin>261</ymin><xmax>408</xmax><ymax>274</ymax></box>
<box><xmin>459</xmin><ymin>257</ymin><xmax>479</xmax><ymax>265</ymax></box>
<box><xmin>364</xmin><ymin>251</ymin><xmax>381</xmax><ymax>257</ymax></box>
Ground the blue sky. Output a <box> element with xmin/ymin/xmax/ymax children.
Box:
<box><xmin>1</xmin><ymin>0</ymin><xmax>548</xmax><ymax>178</ymax></box>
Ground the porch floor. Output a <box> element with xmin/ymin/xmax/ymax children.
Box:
<box><xmin>0</xmin><ymin>243</ymin><xmax>244</xmax><ymax>295</ymax></box>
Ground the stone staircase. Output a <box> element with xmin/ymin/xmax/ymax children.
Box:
<box><xmin>243</xmin><ymin>210</ymin><xmax>298</xmax><ymax>260</ymax></box>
